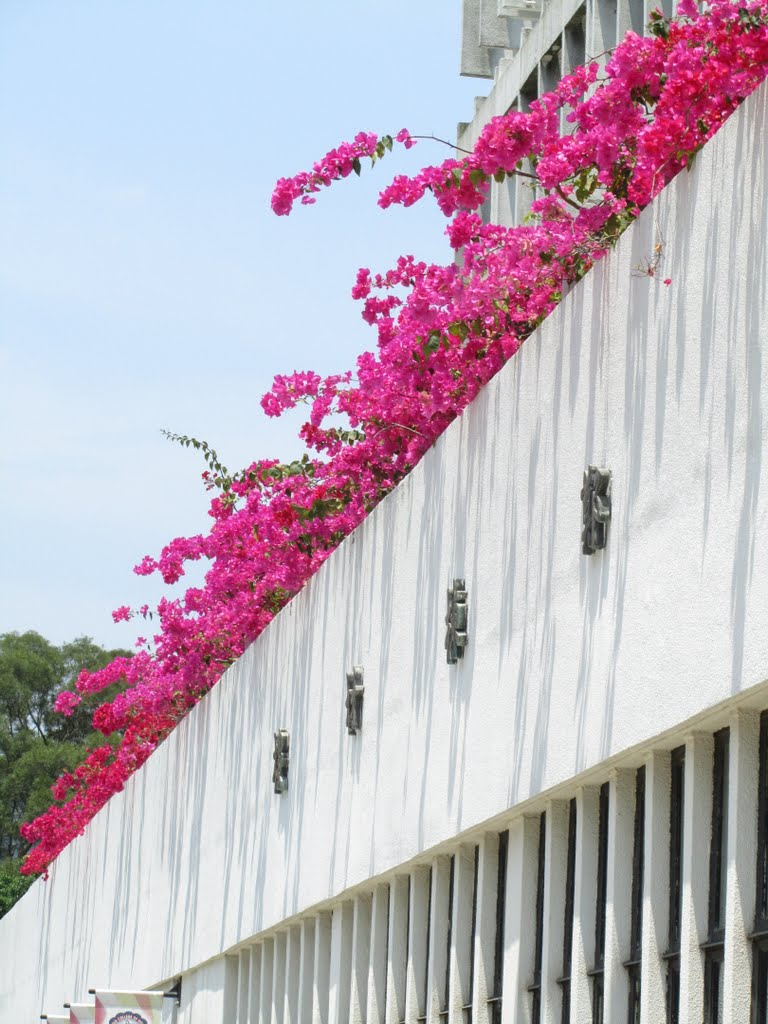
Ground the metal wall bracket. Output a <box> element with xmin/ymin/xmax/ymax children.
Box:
<box><xmin>445</xmin><ymin>578</ymin><xmax>469</xmax><ymax>665</ymax></box>
<box><xmin>272</xmin><ymin>729</ymin><xmax>290</xmax><ymax>793</ymax></box>
<box><xmin>345</xmin><ymin>666</ymin><xmax>365</xmax><ymax>735</ymax></box>
<box><xmin>581</xmin><ymin>466</ymin><xmax>612</xmax><ymax>554</ymax></box>
<box><xmin>163</xmin><ymin>979</ymin><xmax>182</xmax><ymax>1007</ymax></box>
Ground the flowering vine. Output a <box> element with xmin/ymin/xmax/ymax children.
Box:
<box><xmin>20</xmin><ymin>0</ymin><xmax>768</xmax><ymax>876</ymax></box>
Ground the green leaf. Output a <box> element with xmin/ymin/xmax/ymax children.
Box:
<box><xmin>352</xmin><ymin>157</ymin><xmax>362</xmax><ymax>176</ymax></box>
<box><xmin>448</xmin><ymin>321</ymin><xmax>469</xmax><ymax>341</ymax></box>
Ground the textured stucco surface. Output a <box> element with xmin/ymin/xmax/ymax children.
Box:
<box><xmin>1</xmin><ymin>77</ymin><xmax>767</xmax><ymax>1023</ymax></box>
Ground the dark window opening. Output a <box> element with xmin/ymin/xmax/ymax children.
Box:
<box><xmin>558</xmin><ymin>799</ymin><xmax>578</xmax><ymax>1024</ymax></box>
<box><xmin>628</xmin><ymin>0</ymin><xmax>644</xmax><ymax>35</ymax></box>
<box><xmin>756</xmin><ymin>712</ymin><xmax>768</xmax><ymax>931</ymax></box>
<box><xmin>436</xmin><ymin>858</ymin><xmax>454</xmax><ymax>1021</ymax></box>
<box><xmin>515</xmin><ymin>71</ymin><xmax>539</xmax><ymax>224</ymax></box>
<box><xmin>751</xmin><ymin>712</ymin><xmax>768</xmax><ymax>1022</ymax></box>
<box><xmin>416</xmin><ymin>869</ymin><xmax>432</xmax><ymax>1024</ymax></box>
<box><xmin>539</xmin><ymin>35</ymin><xmax>562</xmax><ymax>96</ymax></box>
<box><xmin>625</xmin><ymin>766</ymin><xmax>646</xmax><ymax>1024</ymax></box>
<box><xmin>703</xmin><ymin>948</ymin><xmax>724</xmax><ymax>1024</ymax></box>
<box><xmin>564</xmin><ymin>10</ymin><xmax>586</xmax><ymax>75</ymax></box>
<box><xmin>702</xmin><ymin>729</ymin><xmax>729</xmax><ymax>1024</ymax></box>
<box><xmin>397</xmin><ymin>878</ymin><xmax>411</xmax><ymax>1024</ymax></box>
<box><xmin>664</xmin><ymin>746</ymin><xmax>685</xmax><ymax>1024</ymax></box>
<box><xmin>489</xmin><ymin>830</ymin><xmax>509</xmax><ymax>1024</ymax></box>
<box><xmin>589</xmin><ymin>783</ymin><xmax>610</xmax><ymax>1024</ymax></box>
<box><xmin>597</xmin><ymin>0</ymin><xmax>618</xmax><ymax>49</ymax></box>
<box><xmin>752</xmin><ymin>941</ymin><xmax>768</xmax><ymax>1024</ymax></box>
<box><xmin>528</xmin><ymin>813</ymin><xmax>546</xmax><ymax>1024</ymax></box>
<box><xmin>460</xmin><ymin>846</ymin><xmax>479</xmax><ymax>1024</ymax></box>
<box><xmin>382</xmin><ymin>884</ymin><xmax>391</xmax><ymax>1023</ymax></box>
<box><xmin>519</xmin><ymin>71</ymin><xmax>538</xmax><ymax>112</ymax></box>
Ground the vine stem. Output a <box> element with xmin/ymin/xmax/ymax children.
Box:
<box><xmin>555</xmin><ymin>184</ymin><xmax>584</xmax><ymax>211</ymax></box>
<box><xmin>370</xmin><ymin>422</ymin><xmax>425</xmax><ymax>440</ymax></box>
<box><xmin>408</xmin><ymin>134</ymin><xmax>474</xmax><ymax>154</ymax></box>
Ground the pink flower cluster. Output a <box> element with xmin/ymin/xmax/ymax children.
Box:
<box><xmin>53</xmin><ymin>690</ymin><xmax>82</xmax><ymax>716</ymax></box>
<box><xmin>20</xmin><ymin>0</ymin><xmax>768</xmax><ymax>876</ymax></box>
<box><xmin>271</xmin><ymin>129</ymin><xmax>414</xmax><ymax>215</ymax></box>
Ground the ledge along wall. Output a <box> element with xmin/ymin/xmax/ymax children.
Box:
<box><xmin>2</xmin><ymin>80</ymin><xmax>767</xmax><ymax>1024</ymax></box>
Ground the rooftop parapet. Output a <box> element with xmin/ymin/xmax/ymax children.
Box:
<box><xmin>460</xmin><ymin>0</ymin><xmax>536</xmax><ymax>79</ymax></box>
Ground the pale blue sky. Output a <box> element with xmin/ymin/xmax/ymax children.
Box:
<box><xmin>0</xmin><ymin>1</ymin><xmax>481</xmax><ymax>649</ymax></box>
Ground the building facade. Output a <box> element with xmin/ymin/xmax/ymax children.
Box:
<box><xmin>2</xmin><ymin>4</ymin><xmax>768</xmax><ymax>1023</ymax></box>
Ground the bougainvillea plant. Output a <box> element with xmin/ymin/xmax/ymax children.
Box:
<box><xmin>21</xmin><ymin>0</ymin><xmax>768</xmax><ymax>875</ymax></box>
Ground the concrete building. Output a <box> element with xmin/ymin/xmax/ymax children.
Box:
<box><xmin>2</xmin><ymin>3</ymin><xmax>767</xmax><ymax>1022</ymax></box>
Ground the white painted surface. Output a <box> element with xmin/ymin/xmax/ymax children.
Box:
<box><xmin>639</xmin><ymin>751</ymin><xmax>671</xmax><ymax>1024</ymax></box>
<box><xmin>385</xmin><ymin>877</ymin><xmax>408</xmax><ymax>1024</ymax></box>
<box><xmin>723</xmin><ymin>710</ymin><xmax>759</xmax><ymax>1021</ymax></box>
<box><xmin>472</xmin><ymin>830</ymin><xmax>502</xmax><ymax>1024</ymax></box>
<box><xmin>570</xmin><ymin>787</ymin><xmax>598</xmax><ymax>1023</ymax></box>
<box><xmin>540</xmin><ymin>801</ymin><xmax>569</xmax><ymax>1024</ymax></box>
<box><xmin>1</xmin><ymin>73</ymin><xmax>767</xmax><ymax>1024</ymax></box>
<box><xmin>602</xmin><ymin>769</ymin><xmax>634</xmax><ymax>1016</ymax></box>
<box><xmin>679</xmin><ymin>733</ymin><xmax>713</xmax><ymax>1024</ymax></box>
<box><xmin>427</xmin><ymin>856</ymin><xmax>451</xmax><ymax>1023</ymax></box>
<box><xmin>503</xmin><ymin>816</ymin><xmax>538</xmax><ymax>1023</ymax></box>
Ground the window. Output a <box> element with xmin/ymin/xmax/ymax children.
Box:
<box><xmin>625</xmin><ymin>767</ymin><xmax>646</xmax><ymax>1024</ymax></box>
<box><xmin>418</xmin><ymin>868</ymin><xmax>433</xmax><ymax>1024</ymax></box>
<box><xmin>664</xmin><ymin>746</ymin><xmax>685</xmax><ymax>1024</ymax></box>
<box><xmin>752</xmin><ymin>712</ymin><xmax>768</xmax><ymax>1021</ymax></box>
<box><xmin>597</xmin><ymin>0</ymin><xmax>618</xmax><ymax>49</ymax></box>
<box><xmin>514</xmin><ymin>71</ymin><xmax>539</xmax><ymax>225</ymax></box>
<box><xmin>539</xmin><ymin>36</ymin><xmax>562</xmax><ymax>97</ymax></box>
<box><xmin>627</xmin><ymin>0</ymin><xmax>644</xmax><ymax>34</ymax></box>
<box><xmin>396</xmin><ymin>879</ymin><xmax>411</xmax><ymax>1024</ymax></box>
<box><xmin>444</xmin><ymin>857</ymin><xmax>454</xmax><ymax>1019</ymax></box>
<box><xmin>489</xmin><ymin>830</ymin><xmax>508</xmax><ymax>1024</ymax></box>
<box><xmin>529</xmin><ymin>814</ymin><xmax>546</xmax><ymax>1024</ymax></box>
<box><xmin>378</xmin><ymin>885</ymin><xmax>390</xmax><ymax>1024</ymax></box>
<box><xmin>463</xmin><ymin>846</ymin><xmax>479</xmax><ymax>1024</ymax></box>
<box><xmin>702</xmin><ymin>729</ymin><xmax>729</xmax><ymax>1024</ymax></box>
<box><xmin>430</xmin><ymin>859</ymin><xmax>453</xmax><ymax>1022</ymax></box>
<box><xmin>589</xmin><ymin>784</ymin><xmax>610</xmax><ymax>1024</ymax></box>
<box><xmin>564</xmin><ymin>7</ymin><xmax>586</xmax><ymax>74</ymax></box>
<box><xmin>558</xmin><ymin>799</ymin><xmax>578</xmax><ymax>1024</ymax></box>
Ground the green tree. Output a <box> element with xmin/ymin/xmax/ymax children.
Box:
<box><xmin>0</xmin><ymin>631</ymin><xmax>131</xmax><ymax>917</ymax></box>
<box><xmin>0</xmin><ymin>859</ymin><xmax>33</xmax><ymax>918</ymax></box>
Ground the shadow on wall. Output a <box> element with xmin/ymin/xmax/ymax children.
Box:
<box><xmin>728</xmin><ymin>105</ymin><xmax>765</xmax><ymax>695</ymax></box>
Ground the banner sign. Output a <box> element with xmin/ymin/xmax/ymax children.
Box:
<box><xmin>93</xmin><ymin>990</ymin><xmax>165</xmax><ymax>1024</ymax></box>
<box><xmin>70</xmin><ymin>1002</ymin><xmax>96</xmax><ymax>1023</ymax></box>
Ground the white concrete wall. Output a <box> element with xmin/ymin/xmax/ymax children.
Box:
<box><xmin>2</xmin><ymin>75</ymin><xmax>767</xmax><ymax>1024</ymax></box>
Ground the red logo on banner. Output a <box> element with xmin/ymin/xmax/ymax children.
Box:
<box><xmin>108</xmin><ymin>1014</ymin><xmax>148</xmax><ymax>1024</ymax></box>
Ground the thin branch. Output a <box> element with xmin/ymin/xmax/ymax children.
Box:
<box><xmin>585</xmin><ymin>45</ymin><xmax>618</xmax><ymax>63</ymax></box>
<box><xmin>408</xmin><ymin>134</ymin><xmax>475</xmax><ymax>155</ymax></box>
<box><xmin>555</xmin><ymin>184</ymin><xmax>584</xmax><ymax>211</ymax></box>
<box><xmin>370</xmin><ymin>422</ymin><xmax>425</xmax><ymax>440</ymax></box>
